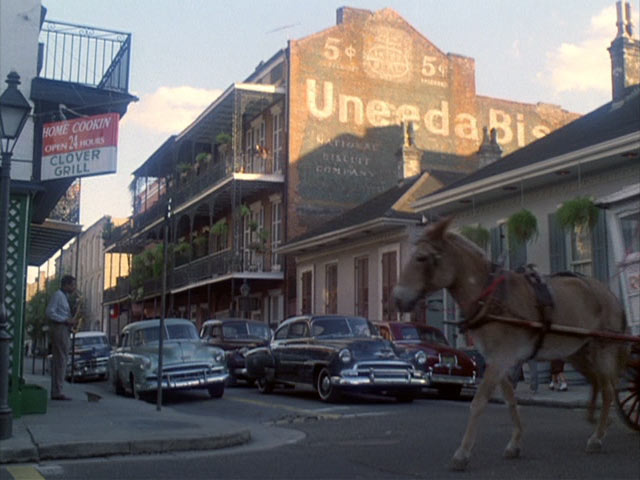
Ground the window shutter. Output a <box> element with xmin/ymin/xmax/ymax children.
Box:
<box><xmin>591</xmin><ymin>210</ymin><xmax>608</xmax><ymax>282</ymax></box>
<box><xmin>509</xmin><ymin>237</ymin><xmax>527</xmax><ymax>270</ymax></box>
<box><xmin>548</xmin><ymin>213</ymin><xmax>566</xmax><ymax>273</ymax></box>
<box><xmin>490</xmin><ymin>227</ymin><xmax>500</xmax><ymax>263</ymax></box>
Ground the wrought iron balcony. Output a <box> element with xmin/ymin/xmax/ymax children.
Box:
<box><xmin>38</xmin><ymin>20</ymin><xmax>131</xmax><ymax>93</ymax></box>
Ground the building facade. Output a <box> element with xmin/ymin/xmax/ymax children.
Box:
<box><xmin>104</xmin><ymin>6</ymin><xmax>578</xmax><ymax>333</ymax></box>
<box><xmin>1</xmin><ymin>0</ymin><xmax>134</xmax><ymax>418</ymax></box>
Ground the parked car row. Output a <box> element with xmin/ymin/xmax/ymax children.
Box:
<box><xmin>82</xmin><ymin>315</ymin><xmax>478</xmax><ymax>405</ymax></box>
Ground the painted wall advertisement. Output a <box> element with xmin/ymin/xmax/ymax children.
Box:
<box><xmin>41</xmin><ymin>112</ymin><xmax>119</xmax><ymax>181</ymax></box>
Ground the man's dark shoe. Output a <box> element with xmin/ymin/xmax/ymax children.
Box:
<box><xmin>51</xmin><ymin>395</ymin><xmax>72</xmax><ymax>401</ymax></box>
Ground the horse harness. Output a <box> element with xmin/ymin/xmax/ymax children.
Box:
<box><xmin>457</xmin><ymin>264</ymin><xmax>556</xmax><ymax>361</ymax></box>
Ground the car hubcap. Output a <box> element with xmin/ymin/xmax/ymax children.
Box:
<box><xmin>321</xmin><ymin>375</ymin><xmax>330</xmax><ymax>394</ymax></box>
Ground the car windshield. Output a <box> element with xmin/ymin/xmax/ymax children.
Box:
<box><xmin>223</xmin><ymin>321</ymin><xmax>270</xmax><ymax>340</ymax></box>
<box><xmin>134</xmin><ymin>323</ymin><xmax>198</xmax><ymax>345</ymax></box>
<box><xmin>74</xmin><ymin>336</ymin><xmax>108</xmax><ymax>347</ymax></box>
<box><xmin>399</xmin><ymin>325</ymin><xmax>449</xmax><ymax>346</ymax></box>
<box><xmin>311</xmin><ymin>317</ymin><xmax>372</xmax><ymax>338</ymax></box>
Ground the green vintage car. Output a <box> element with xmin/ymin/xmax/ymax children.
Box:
<box><xmin>108</xmin><ymin>318</ymin><xmax>228</xmax><ymax>400</ymax></box>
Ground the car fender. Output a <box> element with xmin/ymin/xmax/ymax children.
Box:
<box><xmin>245</xmin><ymin>346</ymin><xmax>275</xmax><ymax>378</ymax></box>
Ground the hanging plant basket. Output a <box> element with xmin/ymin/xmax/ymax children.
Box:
<box><xmin>211</xmin><ymin>218</ymin><xmax>229</xmax><ymax>236</ymax></box>
<box><xmin>507</xmin><ymin>209</ymin><xmax>538</xmax><ymax>245</ymax></box>
<box><xmin>556</xmin><ymin>196</ymin><xmax>599</xmax><ymax>232</ymax></box>
<box><xmin>460</xmin><ymin>224</ymin><xmax>490</xmax><ymax>249</ymax></box>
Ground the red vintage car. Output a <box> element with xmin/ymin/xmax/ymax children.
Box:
<box><xmin>374</xmin><ymin>321</ymin><xmax>476</xmax><ymax>398</ymax></box>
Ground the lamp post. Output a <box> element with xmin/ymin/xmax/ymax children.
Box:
<box><xmin>0</xmin><ymin>71</ymin><xmax>32</xmax><ymax>440</ymax></box>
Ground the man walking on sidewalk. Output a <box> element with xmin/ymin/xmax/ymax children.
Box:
<box><xmin>45</xmin><ymin>275</ymin><xmax>78</xmax><ymax>400</ymax></box>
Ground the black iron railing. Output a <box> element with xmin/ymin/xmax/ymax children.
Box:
<box><xmin>38</xmin><ymin>20</ymin><xmax>131</xmax><ymax>93</ymax></box>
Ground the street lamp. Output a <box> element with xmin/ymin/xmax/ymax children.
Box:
<box><xmin>0</xmin><ymin>71</ymin><xmax>32</xmax><ymax>440</ymax></box>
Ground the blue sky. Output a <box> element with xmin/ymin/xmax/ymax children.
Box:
<box><xmin>40</xmin><ymin>0</ymin><xmax>639</xmax><ymax>231</ymax></box>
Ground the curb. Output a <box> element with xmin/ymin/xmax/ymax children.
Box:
<box><xmin>1</xmin><ymin>429</ymin><xmax>251</xmax><ymax>464</ymax></box>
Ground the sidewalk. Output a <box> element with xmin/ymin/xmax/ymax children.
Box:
<box><xmin>0</xmin><ymin>372</ymin><xmax>252</xmax><ymax>464</ymax></box>
<box><xmin>1</xmin><ymin>373</ymin><xmax>594</xmax><ymax>465</ymax></box>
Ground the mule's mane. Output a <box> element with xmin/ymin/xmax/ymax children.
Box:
<box><xmin>447</xmin><ymin>231</ymin><xmax>490</xmax><ymax>260</ymax></box>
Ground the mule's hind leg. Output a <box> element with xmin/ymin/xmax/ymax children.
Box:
<box><xmin>451</xmin><ymin>364</ymin><xmax>504</xmax><ymax>471</ymax></box>
<box><xmin>500</xmin><ymin>378</ymin><xmax>523</xmax><ymax>459</ymax></box>
<box><xmin>586</xmin><ymin>377</ymin><xmax>613</xmax><ymax>453</ymax></box>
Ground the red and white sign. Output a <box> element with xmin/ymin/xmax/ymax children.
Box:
<box><xmin>41</xmin><ymin>112</ymin><xmax>119</xmax><ymax>181</ymax></box>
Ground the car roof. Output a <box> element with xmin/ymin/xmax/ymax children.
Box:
<box><xmin>122</xmin><ymin>318</ymin><xmax>193</xmax><ymax>332</ymax></box>
<box><xmin>279</xmin><ymin>315</ymin><xmax>367</xmax><ymax>326</ymax></box>
<box><xmin>201</xmin><ymin>318</ymin><xmax>265</xmax><ymax>326</ymax></box>
<box><xmin>374</xmin><ymin>321</ymin><xmax>442</xmax><ymax>332</ymax></box>
<box><xmin>74</xmin><ymin>331</ymin><xmax>107</xmax><ymax>338</ymax></box>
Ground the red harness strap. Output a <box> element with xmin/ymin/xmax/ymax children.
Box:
<box><xmin>475</xmin><ymin>274</ymin><xmax>506</xmax><ymax>303</ymax></box>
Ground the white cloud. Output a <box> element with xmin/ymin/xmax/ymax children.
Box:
<box><xmin>538</xmin><ymin>6</ymin><xmax>616</xmax><ymax>94</ymax></box>
<box><xmin>122</xmin><ymin>86</ymin><xmax>223</xmax><ymax>134</ymax></box>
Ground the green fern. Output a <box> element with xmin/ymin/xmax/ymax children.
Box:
<box><xmin>507</xmin><ymin>209</ymin><xmax>538</xmax><ymax>245</ymax></box>
<box><xmin>557</xmin><ymin>197</ymin><xmax>599</xmax><ymax>231</ymax></box>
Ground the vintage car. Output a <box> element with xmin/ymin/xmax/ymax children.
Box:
<box><xmin>108</xmin><ymin>318</ymin><xmax>228</xmax><ymax>399</ymax></box>
<box><xmin>66</xmin><ymin>331</ymin><xmax>111</xmax><ymax>381</ymax></box>
<box><xmin>245</xmin><ymin>315</ymin><xmax>429</xmax><ymax>402</ymax></box>
<box><xmin>374</xmin><ymin>321</ymin><xmax>476</xmax><ymax>398</ymax></box>
<box><xmin>200</xmin><ymin>318</ymin><xmax>272</xmax><ymax>385</ymax></box>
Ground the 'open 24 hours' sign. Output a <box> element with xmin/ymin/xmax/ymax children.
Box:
<box><xmin>41</xmin><ymin>112</ymin><xmax>119</xmax><ymax>181</ymax></box>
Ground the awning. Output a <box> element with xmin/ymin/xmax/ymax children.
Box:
<box><xmin>29</xmin><ymin>219</ymin><xmax>82</xmax><ymax>267</ymax></box>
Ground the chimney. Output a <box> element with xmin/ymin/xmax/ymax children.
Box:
<box><xmin>608</xmin><ymin>2</ymin><xmax>640</xmax><ymax>102</ymax></box>
<box><xmin>397</xmin><ymin>121</ymin><xmax>421</xmax><ymax>182</ymax></box>
<box><xmin>336</xmin><ymin>7</ymin><xmax>372</xmax><ymax>25</ymax></box>
<box><xmin>476</xmin><ymin>127</ymin><xmax>502</xmax><ymax>168</ymax></box>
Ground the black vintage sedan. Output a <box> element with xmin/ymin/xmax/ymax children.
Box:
<box><xmin>200</xmin><ymin>318</ymin><xmax>272</xmax><ymax>385</ymax></box>
<box><xmin>245</xmin><ymin>315</ymin><xmax>429</xmax><ymax>402</ymax></box>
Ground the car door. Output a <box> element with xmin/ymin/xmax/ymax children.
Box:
<box><xmin>274</xmin><ymin>320</ymin><xmax>310</xmax><ymax>382</ymax></box>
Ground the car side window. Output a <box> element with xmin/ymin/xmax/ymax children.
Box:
<box><xmin>120</xmin><ymin>332</ymin><xmax>129</xmax><ymax>348</ymax></box>
<box><xmin>379</xmin><ymin>326</ymin><xmax>392</xmax><ymax>341</ymax></box>
<box><xmin>288</xmin><ymin>321</ymin><xmax>309</xmax><ymax>339</ymax></box>
<box><xmin>274</xmin><ymin>325</ymin><xmax>288</xmax><ymax>340</ymax></box>
<box><xmin>133</xmin><ymin>330</ymin><xmax>145</xmax><ymax>347</ymax></box>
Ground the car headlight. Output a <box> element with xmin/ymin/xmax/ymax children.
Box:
<box><xmin>414</xmin><ymin>350</ymin><xmax>427</xmax><ymax>366</ymax></box>
<box><xmin>213</xmin><ymin>350</ymin><xmax>225</xmax><ymax>363</ymax></box>
<box><xmin>339</xmin><ymin>348</ymin><xmax>352</xmax><ymax>364</ymax></box>
<box><xmin>140</xmin><ymin>356</ymin><xmax>152</xmax><ymax>369</ymax></box>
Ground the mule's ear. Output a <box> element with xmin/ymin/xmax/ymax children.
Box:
<box><xmin>426</xmin><ymin>216</ymin><xmax>454</xmax><ymax>241</ymax></box>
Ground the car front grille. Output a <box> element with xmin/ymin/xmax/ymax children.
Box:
<box><xmin>352</xmin><ymin>360</ymin><xmax>415</xmax><ymax>381</ymax></box>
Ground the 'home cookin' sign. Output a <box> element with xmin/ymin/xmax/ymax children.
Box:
<box><xmin>41</xmin><ymin>112</ymin><xmax>119</xmax><ymax>181</ymax></box>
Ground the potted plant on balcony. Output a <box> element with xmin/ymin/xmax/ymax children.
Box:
<box><xmin>174</xmin><ymin>238</ymin><xmax>192</xmax><ymax>261</ymax></box>
<box><xmin>248</xmin><ymin>229</ymin><xmax>269</xmax><ymax>254</ymax></box>
<box><xmin>101</xmin><ymin>216</ymin><xmax>114</xmax><ymax>247</ymax></box>
<box><xmin>176</xmin><ymin>162</ymin><xmax>192</xmax><ymax>182</ymax></box>
<box><xmin>556</xmin><ymin>196</ymin><xmax>599</xmax><ymax>234</ymax></box>
<box><xmin>216</xmin><ymin>132</ymin><xmax>232</xmax><ymax>155</ymax></box>
<box><xmin>507</xmin><ymin>208</ymin><xmax>538</xmax><ymax>245</ymax></box>
<box><xmin>239</xmin><ymin>203</ymin><xmax>251</xmax><ymax>218</ymax></box>
<box><xmin>195</xmin><ymin>152</ymin><xmax>212</xmax><ymax>174</ymax></box>
<box><xmin>460</xmin><ymin>224</ymin><xmax>490</xmax><ymax>249</ymax></box>
<box><xmin>193</xmin><ymin>230</ymin><xmax>209</xmax><ymax>257</ymax></box>
<box><xmin>211</xmin><ymin>218</ymin><xmax>228</xmax><ymax>237</ymax></box>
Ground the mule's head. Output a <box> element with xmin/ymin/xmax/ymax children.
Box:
<box><xmin>394</xmin><ymin>217</ymin><xmax>457</xmax><ymax>312</ymax></box>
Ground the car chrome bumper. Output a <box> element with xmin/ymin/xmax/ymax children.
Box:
<box><xmin>428</xmin><ymin>373</ymin><xmax>476</xmax><ymax>386</ymax></box>
<box><xmin>66</xmin><ymin>358</ymin><xmax>109</xmax><ymax>379</ymax></box>
<box><xmin>333</xmin><ymin>368</ymin><xmax>428</xmax><ymax>388</ymax></box>
<box><xmin>140</xmin><ymin>370</ymin><xmax>228</xmax><ymax>392</ymax></box>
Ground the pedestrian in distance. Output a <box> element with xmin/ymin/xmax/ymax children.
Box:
<box><xmin>45</xmin><ymin>275</ymin><xmax>79</xmax><ymax>400</ymax></box>
<box><xmin>549</xmin><ymin>359</ymin><xmax>568</xmax><ymax>391</ymax></box>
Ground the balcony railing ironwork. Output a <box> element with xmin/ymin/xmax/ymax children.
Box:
<box><xmin>38</xmin><ymin>20</ymin><xmax>131</xmax><ymax>93</ymax></box>
<box><xmin>132</xmin><ymin>152</ymin><xmax>284</xmax><ymax>234</ymax></box>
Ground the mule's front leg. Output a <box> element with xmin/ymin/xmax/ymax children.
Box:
<box><xmin>451</xmin><ymin>364</ymin><xmax>503</xmax><ymax>471</ymax></box>
<box><xmin>500</xmin><ymin>378</ymin><xmax>523</xmax><ymax>459</ymax></box>
<box><xmin>586</xmin><ymin>378</ymin><xmax>613</xmax><ymax>453</ymax></box>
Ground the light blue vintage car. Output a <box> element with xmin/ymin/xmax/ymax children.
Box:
<box><xmin>108</xmin><ymin>318</ymin><xmax>228</xmax><ymax>400</ymax></box>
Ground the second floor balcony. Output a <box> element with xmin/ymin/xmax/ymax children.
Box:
<box><xmin>38</xmin><ymin>19</ymin><xmax>131</xmax><ymax>92</ymax></box>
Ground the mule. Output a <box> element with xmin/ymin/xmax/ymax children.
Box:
<box><xmin>393</xmin><ymin>217</ymin><xmax>629</xmax><ymax>471</ymax></box>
